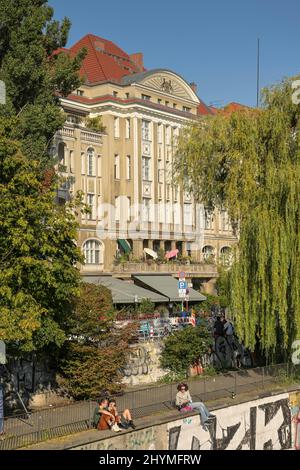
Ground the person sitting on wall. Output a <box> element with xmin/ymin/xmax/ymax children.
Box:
<box><xmin>94</xmin><ymin>397</ymin><xmax>121</xmax><ymax>432</ymax></box>
<box><xmin>108</xmin><ymin>399</ymin><xmax>136</xmax><ymax>430</ymax></box>
<box><xmin>175</xmin><ymin>383</ymin><xmax>216</xmax><ymax>430</ymax></box>
<box><xmin>214</xmin><ymin>316</ymin><xmax>224</xmax><ymax>338</ymax></box>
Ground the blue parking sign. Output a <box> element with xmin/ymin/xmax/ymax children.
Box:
<box><xmin>178</xmin><ymin>281</ymin><xmax>187</xmax><ymax>290</ymax></box>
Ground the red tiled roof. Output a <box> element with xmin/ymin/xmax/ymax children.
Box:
<box><xmin>61</xmin><ymin>34</ymin><xmax>140</xmax><ymax>84</ymax></box>
<box><xmin>207</xmin><ymin>102</ymin><xmax>251</xmax><ymax>116</ymax></box>
<box><xmin>197</xmin><ymin>101</ymin><xmax>214</xmax><ymax>116</ymax></box>
<box><xmin>222</xmin><ymin>102</ymin><xmax>250</xmax><ymax>114</ymax></box>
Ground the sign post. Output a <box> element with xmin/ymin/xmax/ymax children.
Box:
<box><xmin>178</xmin><ymin>272</ymin><xmax>186</xmax><ymax>314</ymax></box>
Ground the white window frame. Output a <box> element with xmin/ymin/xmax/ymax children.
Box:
<box><xmin>87</xmin><ymin>148</ymin><xmax>95</xmax><ymax>176</ymax></box>
<box><xmin>83</xmin><ymin>239</ymin><xmax>103</xmax><ymax>265</ymax></box>
<box><xmin>142</xmin><ymin>120</ymin><xmax>151</xmax><ymax>141</ymax></box>
<box><xmin>142</xmin><ymin>156</ymin><xmax>151</xmax><ymax>181</ymax></box>
<box><xmin>114</xmin><ymin>117</ymin><xmax>120</xmax><ymax>138</ymax></box>
<box><xmin>114</xmin><ymin>154</ymin><xmax>120</xmax><ymax>179</ymax></box>
<box><xmin>126</xmin><ymin>155</ymin><xmax>131</xmax><ymax>180</ymax></box>
<box><xmin>125</xmin><ymin>118</ymin><xmax>131</xmax><ymax>139</ymax></box>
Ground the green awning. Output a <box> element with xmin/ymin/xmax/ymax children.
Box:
<box><xmin>118</xmin><ymin>239</ymin><xmax>131</xmax><ymax>254</ymax></box>
<box><xmin>83</xmin><ymin>276</ymin><xmax>168</xmax><ymax>304</ymax></box>
<box><xmin>133</xmin><ymin>275</ymin><xmax>206</xmax><ymax>302</ymax></box>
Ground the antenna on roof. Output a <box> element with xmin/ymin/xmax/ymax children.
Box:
<box><xmin>256</xmin><ymin>38</ymin><xmax>260</xmax><ymax>108</ymax></box>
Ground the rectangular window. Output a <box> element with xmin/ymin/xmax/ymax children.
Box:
<box><xmin>114</xmin><ymin>117</ymin><xmax>120</xmax><ymax>138</ymax></box>
<box><xmin>127</xmin><ymin>196</ymin><xmax>131</xmax><ymax>221</ymax></box>
<box><xmin>97</xmin><ymin>155</ymin><xmax>102</xmax><ymax>178</ymax></box>
<box><xmin>183</xmin><ymin>106</ymin><xmax>191</xmax><ymax>113</ymax></box>
<box><xmin>142</xmin><ymin>120</ymin><xmax>151</xmax><ymax>141</ymax></box>
<box><xmin>166</xmin><ymin>202</ymin><xmax>172</xmax><ymax>223</ymax></box>
<box><xmin>70</xmin><ymin>150</ymin><xmax>74</xmax><ymax>173</ymax></box>
<box><xmin>87</xmin><ymin>194</ymin><xmax>95</xmax><ymax>220</ymax></box>
<box><xmin>174</xmin><ymin>202</ymin><xmax>181</xmax><ymax>225</ymax></box>
<box><xmin>76</xmin><ymin>90</ymin><xmax>84</xmax><ymax>96</ymax></box>
<box><xmin>126</xmin><ymin>155</ymin><xmax>131</xmax><ymax>180</ymax></box>
<box><xmin>165</xmin><ymin>101</ymin><xmax>169</xmax><ymax>107</ymax></box>
<box><xmin>114</xmin><ymin>154</ymin><xmax>120</xmax><ymax>179</ymax></box>
<box><xmin>113</xmin><ymin>91</ymin><xmax>118</xmax><ymax>97</ymax></box>
<box><xmin>204</xmin><ymin>208</ymin><xmax>213</xmax><ymax>230</ymax></box>
<box><xmin>174</xmin><ymin>185</ymin><xmax>179</xmax><ymax>202</ymax></box>
<box><xmin>166</xmin><ymin>184</ymin><xmax>171</xmax><ymax>201</ymax></box>
<box><xmin>221</xmin><ymin>210</ymin><xmax>230</xmax><ymax>231</ymax></box>
<box><xmin>81</xmin><ymin>152</ymin><xmax>85</xmax><ymax>175</ymax></box>
<box><xmin>158</xmin><ymin>168</ymin><xmax>164</xmax><ymax>184</ymax></box>
<box><xmin>142</xmin><ymin>198</ymin><xmax>150</xmax><ymax>221</ymax></box>
<box><xmin>173</xmin><ymin>103</ymin><xmax>177</xmax><ymax>109</ymax></box>
<box><xmin>125</xmin><ymin>118</ymin><xmax>131</xmax><ymax>139</ymax></box>
<box><xmin>157</xmin><ymin>123</ymin><xmax>162</xmax><ymax>144</ymax></box>
<box><xmin>184</xmin><ymin>203</ymin><xmax>193</xmax><ymax>226</ymax></box>
<box><xmin>158</xmin><ymin>184</ymin><xmax>163</xmax><ymax>200</ymax></box>
<box><xmin>141</xmin><ymin>94</ymin><xmax>151</xmax><ymax>101</ymax></box>
<box><xmin>125</xmin><ymin>92</ymin><xmax>130</xmax><ymax>99</ymax></box>
<box><xmin>115</xmin><ymin>196</ymin><xmax>120</xmax><ymax>221</ymax></box>
<box><xmin>87</xmin><ymin>150</ymin><xmax>94</xmax><ymax>176</ymax></box>
<box><xmin>166</xmin><ymin>125</ymin><xmax>171</xmax><ymax>145</ymax></box>
<box><xmin>142</xmin><ymin>157</ymin><xmax>150</xmax><ymax>181</ymax></box>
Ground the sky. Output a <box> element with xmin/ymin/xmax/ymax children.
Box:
<box><xmin>50</xmin><ymin>0</ymin><xmax>300</xmax><ymax>107</ymax></box>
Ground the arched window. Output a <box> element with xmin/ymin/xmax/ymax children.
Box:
<box><xmin>202</xmin><ymin>245</ymin><xmax>215</xmax><ymax>261</ymax></box>
<box><xmin>220</xmin><ymin>246</ymin><xmax>232</xmax><ymax>265</ymax></box>
<box><xmin>83</xmin><ymin>239</ymin><xmax>104</xmax><ymax>265</ymax></box>
<box><xmin>87</xmin><ymin>148</ymin><xmax>95</xmax><ymax>176</ymax></box>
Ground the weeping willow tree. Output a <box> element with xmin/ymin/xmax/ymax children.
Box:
<box><xmin>174</xmin><ymin>78</ymin><xmax>300</xmax><ymax>359</ymax></box>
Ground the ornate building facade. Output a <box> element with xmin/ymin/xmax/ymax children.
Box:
<box><xmin>55</xmin><ymin>34</ymin><xmax>237</xmax><ymax>291</ymax></box>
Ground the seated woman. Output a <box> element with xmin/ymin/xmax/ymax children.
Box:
<box><xmin>175</xmin><ymin>383</ymin><xmax>215</xmax><ymax>430</ymax></box>
<box><xmin>96</xmin><ymin>397</ymin><xmax>121</xmax><ymax>432</ymax></box>
<box><xmin>108</xmin><ymin>399</ymin><xmax>136</xmax><ymax>430</ymax></box>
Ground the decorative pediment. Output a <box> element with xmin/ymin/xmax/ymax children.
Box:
<box><xmin>140</xmin><ymin>71</ymin><xmax>199</xmax><ymax>102</ymax></box>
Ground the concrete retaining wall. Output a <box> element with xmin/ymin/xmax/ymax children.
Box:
<box><xmin>71</xmin><ymin>391</ymin><xmax>300</xmax><ymax>450</ymax></box>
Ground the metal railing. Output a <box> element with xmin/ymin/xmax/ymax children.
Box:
<box><xmin>1</xmin><ymin>363</ymin><xmax>299</xmax><ymax>450</ymax></box>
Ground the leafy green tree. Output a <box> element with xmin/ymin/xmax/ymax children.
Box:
<box><xmin>0</xmin><ymin>117</ymin><xmax>83</xmax><ymax>352</ymax></box>
<box><xmin>137</xmin><ymin>298</ymin><xmax>155</xmax><ymax>316</ymax></box>
<box><xmin>84</xmin><ymin>116</ymin><xmax>106</xmax><ymax>133</ymax></box>
<box><xmin>58</xmin><ymin>283</ymin><xmax>138</xmax><ymax>399</ymax></box>
<box><xmin>0</xmin><ymin>0</ymin><xmax>85</xmax><ymax>167</ymax></box>
<box><xmin>160</xmin><ymin>325</ymin><xmax>212</xmax><ymax>375</ymax></box>
<box><xmin>174</xmin><ymin>77</ymin><xmax>300</xmax><ymax>357</ymax></box>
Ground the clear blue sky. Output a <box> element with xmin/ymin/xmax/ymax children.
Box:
<box><xmin>50</xmin><ymin>0</ymin><xmax>300</xmax><ymax>107</ymax></box>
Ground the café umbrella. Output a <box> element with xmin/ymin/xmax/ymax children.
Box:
<box><xmin>165</xmin><ymin>249</ymin><xmax>179</xmax><ymax>260</ymax></box>
<box><xmin>144</xmin><ymin>248</ymin><xmax>158</xmax><ymax>259</ymax></box>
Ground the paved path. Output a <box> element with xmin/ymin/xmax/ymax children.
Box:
<box><xmin>0</xmin><ymin>364</ymin><xmax>290</xmax><ymax>450</ymax></box>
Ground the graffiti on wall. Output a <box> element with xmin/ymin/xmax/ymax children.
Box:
<box><xmin>290</xmin><ymin>392</ymin><xmax>300</xmax><ymax>450</ymax></box>
<box><xmin>168</xmin><ymin>394</ymin><xmax>292</xmax><ymax>450</ymax></box>
<box><xmin>122</xmin><ymin>343</ymin><xmax>166</xmax><ymax>386</ymax></box>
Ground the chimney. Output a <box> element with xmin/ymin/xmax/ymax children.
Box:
<box><xmin>130</xmin><ymin>53</ymin><xmax>144</xmax><ymax>72</ymax></box>
<box><xmin>190</xmin><ymin>82</ymin><xmax>197</xmax><ymax>94</ymax></box>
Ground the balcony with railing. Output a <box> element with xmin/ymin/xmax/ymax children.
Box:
<box><xmin>57</xmin><ymin>125</ymin><xmax>104</xmax><ymax>145</ymax></box>
<box><xmin>80</xmin><ymin>128</ymin><xmax>103</xmax><ymax>144</ymax></box>
<box><xmin>57</xmin><ymin>126</ymin><xmax>75</xmax><ymax>139</ymax></box>
<box><xmin>111</xmin><ymin>261</ymin><xmax>218</xmax><ymax>277</ymax></box>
